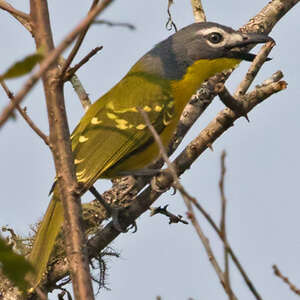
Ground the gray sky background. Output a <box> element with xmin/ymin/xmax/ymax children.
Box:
<box><xmin>1</xmin><ymin>1</ymin><xmax>300</xmax><ymax>299</ymax></box>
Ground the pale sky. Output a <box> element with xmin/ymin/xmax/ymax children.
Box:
<box><xmin>1</xmin><ymin>1</ymin><xmax>300</xmax><ymax>299</ymax></box>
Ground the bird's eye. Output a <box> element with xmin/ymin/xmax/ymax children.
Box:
<box><xmin>207</xmin><ymin>32</ymin><xmax>223</xmax><ymax>44</ymax></box>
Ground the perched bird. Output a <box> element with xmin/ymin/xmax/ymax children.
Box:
<box><xmin>29</xmin><ymin>22</ymin><xmax>272</xmax><ymax>285</ymax></box>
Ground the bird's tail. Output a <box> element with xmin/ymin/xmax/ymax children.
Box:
<box><xmin>28</xmin><ymin>189</ymin><xmax>64</xmax><ymax>286</ymax></box>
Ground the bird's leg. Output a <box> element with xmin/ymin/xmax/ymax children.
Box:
<box><xmin>216</xmin><ymin>83</ymin><xmax>250</xmax><ymax>122</ymax></box>
<box><xmin>89</xmin><ymin>185</ymin><xmax>136</xmax><ymax>233</ymax></box>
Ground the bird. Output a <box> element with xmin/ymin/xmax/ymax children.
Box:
<box><xmin>28</xmin><ymin>21</ymin><xmax>272</xmax><ymax>285</ymax></box>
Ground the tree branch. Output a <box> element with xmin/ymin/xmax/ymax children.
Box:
<box><xmin>0</xmin><ymin>0</ymin><xmax>30</xmax><ymax>20</ymax></box>
<box><xmin>235</xmin><ymin>40</ymin><xmax>275</xmax><ymax>96</ymax></box>
<box><xmin>59</xmin><ymin>0</ymin><xmax>101</xmax><ymax>77</ymax></box>
<box><xmin>0</xmin><ymin>0</ymin><xmax>115</xmax><ymax>128</ymax></box>
<box><xmin>29</xmin><ymin>0</ymin><xmax>95</xmax><ymax>299</ymax></box>
<box><xmin>0</xmin><ymin>0</ymin><xmax>33</xmax><ymax>33</ymax></box>
<box><xmin>190</xmin><ymin>0</ymin><xmax>206</xmax><ymax>22</ymax></box>
<box><xmin>0</xmin><ymin>81</ymin><xmax>49</xmax><ymax>145</ymax></box>
<box><xmin>273</xmin><ymin>265</ymin><xmax>300</xmax><ymax>296</ymax></box>
<box><xmin>64</xmin><ymin>46</ymin><xmax>103</xmax><ymax>82</ymax></box>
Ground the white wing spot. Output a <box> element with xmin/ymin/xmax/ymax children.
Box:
<box><xmin>79</xmin><ymin>135</ymin><xmax>88</xmax><ymax>143</ymax></box>
<box><xmin>107</xmin><ymin>112</ymin><xmax>118</xmax><ymax>119</ymax></box>
<box><xmin>136</xmin><ymin>124</ymin><xmax>146</xmax><ymax>130</ymax></box>
<box><xmin>154</xmin><ymin>105</ymin><xmax>163</xmax><ymax>112</ymax></box>
<box><xmin>91</xmin><ymin>117</ymin><xmax>102</xmax><ymax>125</ymax></box>
<box><xmin>106</xmin><ymin>102</ymin><xmax>138</xmax><ymax>113</ymax></box>
<box><xmin>74</xmin><ymin>158</ymin><xmax>84</xmax><ymax>164</ymax></box>
<box><xmin>143</xmin><ymin>105</ymin><xmax>152</xmax><ymax>112</ymax></box>
<box><xmin>115</xmin><ymin>119</ymin><xmax>128</xmax><ymax>130</ymax></box>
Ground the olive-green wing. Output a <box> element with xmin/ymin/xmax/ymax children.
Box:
<box><xmin>71</xmin><ymin>73</ymin><xmax>174</xmax><ymax>188</ymax></box>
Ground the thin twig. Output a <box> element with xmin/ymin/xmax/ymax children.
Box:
<box><xmin>150</xmin><ymin>205</ymin><xmax>188</xmax><ymax>225</ymax></box>
<box><xmin>273</xmin><ymin>265</ymin><xmax>300</xmax><ymax>296</ymax></box>
<box><xmin>59</xmin><ymin>0</ymin><xmax>100</xmax><ymax>78</ymax></box>
<box><xmin>185</xmin><ymin>197</ymin><xmax>231</xmax><ymax>293</ymax></box>
<box><xmin>139</xmin><ymin>108</ymin><xmax>237</xmax><ymax>299</ymax></box>
<box><xmin>0</xmin><ymin>0</ymin><xmax>114</xmax><ymax>128</ymax></box>
<box><xmin>94</xmin><ymin>19</ymin><xmax>136</xmax><ymax>30</ymax></box>
<box><xmin>57</xmin><ymin>56</ymin><xmax>92</xmax><ymax>111</ymax></box>
<box><xmin>235</xmin><ymin>41</ymin><xmax>275</xmax><ymax>96</ymax></box>
<box><xmin>0</xmin><ymin>0</ymin><xmax>30</xmax><ymax>20</ymax></box>
<box><xmin>64</xmin><ymin>46</ymin><xmax>103</xmax><ymax>81</ymax></box>
<box><xmin>69</xmin><ymin>74</ymin><xmax>92</xmax><ymax>111</ymax></box>
<box><xmin>190</xmin><ymin>0</ymin><xmax>206</xmax><ymax>22</ymax></box>
<box><xmin>0</xmin><ymin>81</ymin><xmax>49</xmax><ymax>145</ymax></box>
<box><xmin>166</xmin><ymin>0</ymin><xmax>177</xmax><ymax>32</ymax></box>
<box><xmin>219</xmin><ymin>151</ymin><xmax>233</xmax><ymax>300</ymax></box>
<box><xmin>0</xmin><ymin>0</ymin><xmax>94</xmax><ymax>114</ymax></box>
<box><xmin>0</xmin><ymin>0</ymin><xmax>33</xmax><ymax>33</ymax></box>
<box><xmin>138</xmin><ymin>108</ymin><xmax>178</xmax><ymax>181</ymax></box>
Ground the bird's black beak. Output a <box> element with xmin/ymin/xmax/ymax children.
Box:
<box><xmin>225</xmin><ymin>32</ymin><xmax>274</xmax><ymax>62</ymax></box>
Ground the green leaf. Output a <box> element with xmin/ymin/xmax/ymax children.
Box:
<box><xmin>1</xmin><ymin>52</ymin><xmax>43</xmax><ymax>80</ymax></box>
<box><xmin>0</xmin><ymin>236</ymin><xmax>34</xmax><ymax>291</ymax></box>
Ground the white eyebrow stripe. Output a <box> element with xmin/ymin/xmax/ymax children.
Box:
<box><xmin>195</xmin><ymin>27</ymin><xmax>227</xmax><ymax>36</ymax></box>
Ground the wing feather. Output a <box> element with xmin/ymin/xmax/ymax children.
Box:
<box><xmin>71</xmin><ymin>72</ymin><xmax>174</xmax><ymax>188</ymax></box>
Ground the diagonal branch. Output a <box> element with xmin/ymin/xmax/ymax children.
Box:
<box><xmin>0</xmin><ymin>0</ymin><xmax>30</xmax><ymax>20</ymax></box>
<box><xmin>64</xmin><ymin>46</ymin><xmax>103</xmax><ymax>82</ymax></box>
<box><xmin>0</xmin><ymin>0</ymin><xmax>32</xmax><ymax>34</ymax></box>
<box><xmin>273</xmin><ymin>265</ymin><xmax>300</xmax><ymax>296</ymax></box>
<box><xmin>190</xmin><ymin>0</ymin><xmax>206</xmax><ymax>22</ymax></box>
<box><xmin>0</xmin><ymin>0</ymin><xmax>115</xmax><ymax>129</ymax></box>
<box><xmin>59</xmin><ymin>0</ymin><xmax>102</xmax><ymax>77</ymax></box>
<box><xmin>0</xmin><ymin>81</ymin><xmax>49</xmax><ymax>145</ymax></box>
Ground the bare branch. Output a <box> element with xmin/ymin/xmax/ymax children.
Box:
<box><xmin>0</xmin><ymin>0</ymin><xmax>114</xmax><ymax>128</ymax></box>
<box><xmin>190</xmin><ymin>0</ymin><xmax>206</xmax><ymax>22</ymax></box>
<box><xmin>64</xmin><ymin>46</ymin><xmax>103</xmax><ymax>81</ymax></box>
<box><xmin>29</xmin><ymin>0</ymin><xmax>96</xmax><ymax>298</ymax></box>
<box><xmin>273</xmin><ymin>265</ymin><xmax>300</xmax><ymax>296</ymax></box>
<box><xmin>235</xmin><ymin>41</ymin><xmax>275</xmax><ymax>96</ymax></box>
<box><xmin>150</xmin><ymin>205</ymin><xmax>188</xmax><ymax>225</ymax></box>
<box><xmin>0</xmin><ymin>81</ymin><xmax>49</xmax><ymax>145</ymax></box>
<box><xmin>59</xmin><ymin>0</ymin><xmax>101</xmax><ymax>77</ymax></box>
<box><xmin>0</xmin><ymin>0</ymin><xmax>30</xmax><ymax>20</ymax></box>
<box><xmin>219</xmin><ymin>151</ymin><xmax>234</xmax><ymax>300</ymax></box>
<box><xmin>140</xmin><ymin>105</ymin><xmax>238</xmax><ymax>299</ymax></box>
<box><xmin>0</xmin><ymin>0</ymin><xmax>33</xmax><ymax>33</ymax></box>
<box><xmin>94</xmin><ymin>19</ymin><xmax>136</xmax><ymax>30</ymax></box>
<box><xmin>69</xmin><ymin>74</ymin><xmax>92</xmax><ymax>111</ymax></box>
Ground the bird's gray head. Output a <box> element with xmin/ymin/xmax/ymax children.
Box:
<box><xmin>136</xmin><ymin>22</ymin><xmax>273</xmax><ymax>80</ymax></box>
